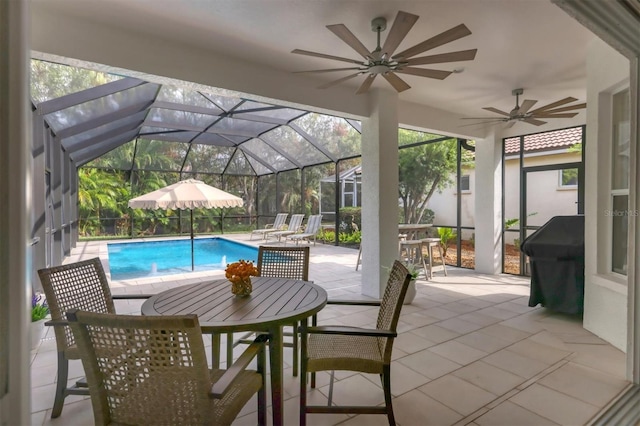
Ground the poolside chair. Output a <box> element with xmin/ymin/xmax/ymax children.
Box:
<box><xmin>250</xmin><ymin>213</ymin><xmax>288</xmax><ymax>240</ymax></box>
<box><xmin>287</xmin><ymin>214</ymin><xmax>323</xmax><ymax>245</ymax></box>
<box><xmin>230</xmin><ymin>245</ymin><xmax>310</xmax><ymax>376</ymax></box>
<box><xmin>37</xmin><ymin>258</ymin><xmax>152</xmax><ymax>418</ymax></box>
<box><xmin>299</xmin><ymin>260</ymin><xmax>411</xmax><ymax>426</ymax></box>
<box><xmin>267</xmin><ymin>213</ymin><xmax>304</xmax><ymax>242</ymax></box>
<box><xmin>66</xmin><ymin>310</ymin><xmax>267</xmax><ymax>426</ymax></box>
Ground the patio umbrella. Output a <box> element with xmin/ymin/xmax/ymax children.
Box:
<box><xmin>128</xmin><ymin>179</ymin><xmax>243</xmax><ymax>271</ymax></box>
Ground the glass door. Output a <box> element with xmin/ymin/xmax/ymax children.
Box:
<box><xmin>520</xmin><ymin>162</ymin><xmax>583</xmax><ymax>274</ymax></box>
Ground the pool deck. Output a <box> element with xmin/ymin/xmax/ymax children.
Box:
<box><xmin>32</xmin><ymin>233</ymin><xmax>630</xmax><ymax>426</ymax></box>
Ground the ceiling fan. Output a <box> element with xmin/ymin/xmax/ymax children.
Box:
<box><xmin>461</xmin><ymin>88</ymin><xmax>587</xmax><ymax>128</ymax></box>
<box><xmin>291</xmin><ymin>10</ymin><xmax>477</xmax><ymax>94</ymax></box>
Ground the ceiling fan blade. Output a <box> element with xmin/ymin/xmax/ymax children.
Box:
<box><xmin>460</xmin><ymin>117</ymin><xmax>509</xmax><ymax>120</ymax></box>
<box><xmin>529</xmin><ymin>97</ymin><xmax>578</xmax><ymax>114</ymax></box>
<box><xmin>381</xmin><ymin>11</ymin><xmax>419</xmax><ymax>57</ymax></box>
<box><xmin>291</xmin><ymin>49</ymin><xmax>364</xmax><ymax>65</ymax></box>
<box><xmin>405</xmin><ymin>49</ymin><xmax>477</xmax><ymax>66</ymax></box>
<box><xmin>326</xmin><ymin>24</ymin><xmax>372</xmax><ymax>59</ymax></box>
<box><xmin>523</xmin><ymin>118</ymin><xmax>547</xmax><ymax>126</ymax></box>
<box><xmin>395</xmin><ymin>67</ymin><xmax>452</xmax><ymax>80</ymax></box>
<box><xmin>393</xmin><ymin>24</ymin><xmax>472</xmax><ymax>60</ymax></box>
<box><xmin>382</xmin><ymin>72</ymin><xmax>411</xmax><ymax>92</ymax></box>
<box><xmin>317</xmin><ymin>72</ymin><xmax>362</xmax><ymax>89</ymax></box>
<box><xmin>294</xmin><ymin>67</ymin><xmax>363</xmax><ymax>74</ymax></box>
<box><xmin>518</xmin><ymin>99</ymin><xmax>537</xmax><ymax>114</ymax></box>
<box><xmin>482</xmin><ymin>107</ymin><xmax>511</xmax><ymax>116</ymax></box>
<box><xmin>539</xmin><ymin>103</ymin><xmax>586</xmax><ymax>113</ymax></box>
<box><xmin>505</xmin><ymin>121</ymin><xmax>517</xmax><ymax>129</ymax></box>
<box><xmin>532</xmin><ymin>112</ymin><xmax>579</xmax><ymax>119</ymax></box>
<box><xmin>355</xmin><ymin>74</ymin><xmax>377</xmax><ymax>94</ymax></box>
<box><xmin>458</xmin><ymin>119</ymin><xmax>507</xmax><ymax>127</ymax></box>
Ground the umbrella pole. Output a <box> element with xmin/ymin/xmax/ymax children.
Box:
<box><xmin>190</xmin><ymin>209</ymin><xmax>194</xmax><ymax>271</ymax></box>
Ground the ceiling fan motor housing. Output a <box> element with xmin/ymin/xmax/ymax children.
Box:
<box><xmin>371</xmin><ymin>17</ymin><xmax>387</xmax><ymax>32</ymax></box>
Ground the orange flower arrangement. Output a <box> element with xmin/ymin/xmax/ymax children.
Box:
<box><xmin>225</xmin><ymin>260</ymin><xmax>259</xmax><ymax>296</ymax></box>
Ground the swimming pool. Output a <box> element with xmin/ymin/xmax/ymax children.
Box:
<box><xmin>107</xmin><ymin>237</ymin><xmax>258</xmax><ymax>280</ymax></box>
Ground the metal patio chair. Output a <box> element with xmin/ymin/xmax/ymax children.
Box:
<box><xmin>299</xmin><ymin>260</ymin><xmax>411</xmax><ymax>426</ymax></box>
<box><xmin>267</xmin><ymin>213</ymin><xmax>305</xmax><ymax>242</ymax></box>
<box><xmin>66</xmin><ymin>310</ymin><xmax>267</xmax><ymax>426</ymax></box>
<box><xmin>37</xmin><ymin>257</ymin><xmax>152</xmax><ymax>418</ymax></box>
<box><xmin>250</xmin><ymin>213</ymin><xmax>288</xmax><ymax>240</ymax></box>
<box><xmin>287</xmin><ymin>214</ymin><xmax>323</xmax><ymax>246</ymax></box>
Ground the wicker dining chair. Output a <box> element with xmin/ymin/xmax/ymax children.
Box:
<box><xmin>299</xmin><ymin>260</ymin><xmax>411</xmax><ymax>426</ymax></box>
<box><xmin>37</xmin><ymin>258</ymin><xmax>152</xmax><ymax>418</ymax></box>
<box><xmin>229</xmin><ymin>245</ymin><xmax>309</xmax><ymax>376</ymax></box>
<box><xmin>66</xmin><ymin>310</ymin><xmax>267</xmax><ymax>426</ymax></box>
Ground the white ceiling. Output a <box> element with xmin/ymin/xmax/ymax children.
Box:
<box><xmin>31</xmin><ymin>0</ymin><xmax>595</xmax><ymax>134</ymax></box>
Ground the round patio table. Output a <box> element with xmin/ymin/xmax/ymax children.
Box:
<box><xmin>141</xmin><ymin>276</ymin><xmax>327</xmax><ymax>426</ymax></box>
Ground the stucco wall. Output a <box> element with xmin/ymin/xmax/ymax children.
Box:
<box><xmin>583</xmin><ymin>37</ymin><xmax>630</xmax><ymax>351</ymax></box>
<box><xmin>428</xmin><ymin>150</ymin><xmax>581</xmax><ymax>244</ymax></box>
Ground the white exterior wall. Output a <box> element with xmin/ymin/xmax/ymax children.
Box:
<box><xmin>583</xmin><ymin>38</ymin><xmax>630</xmax><ymax>351</ymax></box>
<box><xmin>428</xmin><ymin>150</ymin><xmax>581</xmax><ymax>244</ymax></box>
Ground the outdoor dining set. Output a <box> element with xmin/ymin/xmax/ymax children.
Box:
<box><xmin>36</xmin><ymin>234</ymin><xmax>414</xmax><ymax>425</ymax></box>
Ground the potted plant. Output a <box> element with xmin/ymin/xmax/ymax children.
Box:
<box><xmin>402</xmin><ymin>262</ymin><xmax>420</xmax><ymax>305</ymax></box>
<box><xmin>31</xmin><ymin>293</ymin><xmax>49</xmax><ymax>350</ymax></box>
<box><xmin>385</xmin><ymin>262</ymin><xmax>420</xmax><ymax>304</ymax></box>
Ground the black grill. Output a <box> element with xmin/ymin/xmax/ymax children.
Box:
<box><xmin>521</xmin><ymin>215</ymin><xmax>585</xmax><ymax>314</ymax></box>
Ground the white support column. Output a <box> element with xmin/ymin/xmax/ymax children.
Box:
<box><xmin>474</xmin><ymin>129</ymin><xmax>503</xmax><ymax>274</ymax></box>
<box><xmin>361</xmin><ymin>89</ymin><xmax>399</xmax><ymax>298</ymax></box>
<box><xmin>0</xmin><ymin>0</ymin><xmax>31</xmax><ymax>423</ymax></box>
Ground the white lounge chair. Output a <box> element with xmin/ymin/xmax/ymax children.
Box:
<box><xmin>250</xmin><ymin>213</ymin><xmax>288</xmax><ymax>240</ymax></box>
<box><xmin>268</xmin><ymin>214</ymin><xmax>305</xmax><ymax>242</ymax></box>
<box><xmin>287</xmin><ymin>214</ymin><xmax>323</xmax><ymax>245</ymax></box>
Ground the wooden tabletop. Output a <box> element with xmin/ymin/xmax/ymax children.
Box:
<box><xmin>141</xmin><ymin>276</ymin><xmax>328</xmax><ymax>333</ymax></box>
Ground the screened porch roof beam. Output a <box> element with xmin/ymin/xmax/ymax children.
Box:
<box><xmin>37</xmin><ymin>78</ymin><xmax>148</xmax><ymax>115</ymax></box>
<box><xmin>73</xmin><ymin>130</ymin><xmax>140</xmax><ymax>166</ymax></box>
<box><xmin>63</xmin><ymin>120</ymin><xmax>143</xmax><ymax>154</ymax></box>
<box><xmin>54</xmin><ymin>101</ymin><xmax>153</xmax><ymax>140</ymax></box>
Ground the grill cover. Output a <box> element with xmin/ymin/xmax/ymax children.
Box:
<box><xmin>521</xmin><ymin>215</ymin><xmax>585</xmax><ymax>314</ymax></box>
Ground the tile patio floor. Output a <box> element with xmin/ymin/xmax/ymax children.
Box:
<box><xmin>30</xmin><ymin>234</ymin><xmax>630</xmax><ymax>425</ymax></box>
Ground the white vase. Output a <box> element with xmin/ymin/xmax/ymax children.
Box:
<box><xmin>31</xmin><ymin>319</ymin><xmax>46</xmax><ymax>350</ymax></box>
<box><xmin>403</xmin><ymin>279</ymin><xmax>417</xmax><ymax>305</ymax></box>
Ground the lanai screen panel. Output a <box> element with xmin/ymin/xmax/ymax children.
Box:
<box><xmin>156</xmin><ymin>86</ymin><xmax>224</xmax><ymax>112</ymax></box>
<box><xmin>261</xmin><ymin>126</ymin><xmax>329</xmax><ymax>167</ymax></box>
<box><xmin>62</xmin><ymin>111</ymin><xmax>146</xmax><ymax>153</ymax></box>
<box><xmin>226</xmin><ymin>150</ymin><xmax>256</xmax><ymax>175</ymax></box>
<box><xmin>194</xmin><ymin>132</ymin><xmax>246</xmax><ymax>147</ymax></box>
<box><xmin>133</xmin><ymin>139</ymin><xmax>186</xmax><ymax>172</ymax></box>
<box><xmin>184</xmin><ymin>144</ymin><xmax>235</xmax><ymax>174</ymax></box>
<box><xmin>234</xmin><ymin>100</ymin><xmax>307</xmax><ymax>124</ymax></box>
<box><xmin>44</xmin><ymin>83</ymin><xmax>158</xmax><ymax>132</ymax></box>
<box><xmin>292</xmin><ymin>114</ymin><xmax>361</xmax><ymax>159</ymax></box>
<box><xmin>208</xmin><ymin>116</ymin><xmax>278</xmax><ymax>138</ymax></box>
<box><xmin>84</xmin><ymin>140</ymin><xmax>136</xmax><ymax>170</ymax></box>
<box><xmin>243</xmin><ymin>155</ymin><xmax>273</xmax><ymax>176</ymax></box>
<box><xmin>146</xmin><ymin>107</ymin><xmax>217</xmax><ymax>131</ymax></box>
<box><xmin>241</xmin><ymin>138</ymin><xmax>296</xmax><ymax>173</ymax></box>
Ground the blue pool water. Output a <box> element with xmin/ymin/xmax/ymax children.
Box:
<box><xmin>107</xmin><ymin>237</ymin><xmax>258</xmax><ymax>280</ymax></box>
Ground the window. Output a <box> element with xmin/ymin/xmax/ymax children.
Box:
<box><xmin>558</xmin><ymin>168</ymin><xmax>578</xmax><ymax>188</ymax></box>
<box><xmin>460</xmin><ymin>175</ymin><xmax>470</xmax><ymax>192</ymax></box>
<box><xmin>611</xmin><ymin>89</ymin><xmax>630</xmax><ymax>275</ymax></box>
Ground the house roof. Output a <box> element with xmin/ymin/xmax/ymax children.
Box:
<box><xmin>504</xmin><ymin>126</ymin><xmax>583</xmax><ymax>155</ymax></box>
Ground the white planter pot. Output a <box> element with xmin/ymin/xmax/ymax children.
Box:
<box><xmin>31</xmin><ymin>319</ymin><xmax>46</xmax><ymax>350</ymax></box>
<box><xmin>403</xmin><ymin>279</ymin><xmax>417</xmax><ymax>305</ymax></box>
